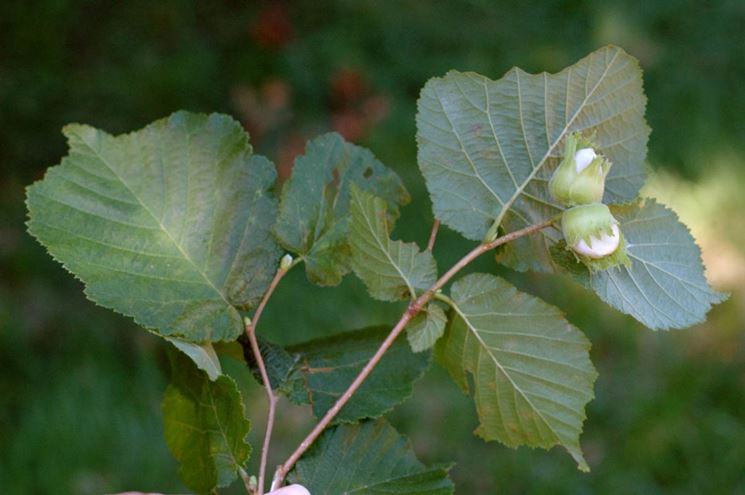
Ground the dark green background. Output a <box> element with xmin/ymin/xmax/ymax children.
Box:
<box><xmin>2</xmin><ymin>1</ymin><xmax>744</xmax><ymax>493</ymax></box>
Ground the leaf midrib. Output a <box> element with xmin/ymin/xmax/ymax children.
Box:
<box><xmin>357</xmin><ymin>194</ymin><xmax>417</xmax><ymax>299</ymax></box>
<box><xmin>78</xmin><ymin>131</ymin><xmax>234</xmax><ymax>311</ymax></box>
<box><xmin>431</xmin><ymin>48</ymin><xmax>622</xmax><ymax>231</ymax></box>
<box><xmin>493</xmin><ymin>49</ymin><xmax>622</xmax><ymax>227</ymax></box>
<box><xmin>448</xmin><ymin>298</ymin><xmax>562</xmax><ymax>446</ymax></box>
<box><xmin>206</xmin><ymin>379</ymin><xmax>243</xmax><ymax>474</ymax></box>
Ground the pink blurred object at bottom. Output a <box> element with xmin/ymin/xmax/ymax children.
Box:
<box><xmin>268</xmin><ymin>484</ymin><xmax>311</xmax><ymax>495</ymax></box>
<box><xmin>111</xmin><ymin>483</ymin><xmax>311</xmax><ymax>495</ymax></box>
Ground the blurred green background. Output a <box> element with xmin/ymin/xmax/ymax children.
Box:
<box><xmin>2</xmin><ymin>1</ymin><xmax>745</xmax><ymax>493</ymax></box>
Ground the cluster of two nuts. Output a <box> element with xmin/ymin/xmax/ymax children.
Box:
<box><xmin>549</xmin><ymin>132</ymin><xmax>630</xmax><ymax>271</ymax></box>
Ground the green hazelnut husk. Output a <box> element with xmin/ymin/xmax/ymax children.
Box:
<box><xmin>549</xmin><ymin>132</ymin><xmax>612</xmax><ymax>206</ymax></box>
<box><xmin>561</xmin><ymin>203</ymin><xmax>631</xmax><ymax>271</ymax></box>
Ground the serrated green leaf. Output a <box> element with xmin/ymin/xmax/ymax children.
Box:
<box><xmin>417</xmin><ymin>45</ymin><xmax>649</xmax><ymax>270</ymax></box>
<box><xmin>274</xmin><ymin>133</ymin><xmax>409</xmax><ymax>286</ymax></box>
<box><xmin>558</xmin><ymin>199</ymin><xmax>726</xmax><ymax>330</ymax></box>
<box><xmin>167</xmin><ymin>337</ymin><xmax>222</xmax><ymax>381</ymax></box>
<box><xmin>283</xmin><ymin>327</ymin><xmax>430</xmax><ymax>423</ymax></box>
<box><xmin>350</xmin><ymin>186</ymin><xmax>437</xmax><ymax>301</ymax></box>
<box><xmin>289</xmin><ymin>419</ymin><xmax>454</xmax><ymax>494</ymax></box>
<box><xmin>26</xmin><ymin>111</ymin><xmax>281</xmax><ymax>342</ymax></box>
<box><xmin>162</xmin><ymin>348</ymin><xmax>251</xmax><ymax>493</ymax></box>
<box><xmin>435</xmin><ymin>273</ymin><xmax>597</xmax><ymax>471</ymax></box>
<box><xmin>407</xmin><ymin>303</ymin><xmax>448</xmax><ymax>352</ymax></box>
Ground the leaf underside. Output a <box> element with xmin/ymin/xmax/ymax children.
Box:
<box><xmin>274</xmin><ymin>327</ymin><xmax>431</xmax><ymax>423</ymax></box>
<box><xmin>407</xmin><ymin>303</ymin><xmax>448</xmax><ymax>352</ymax></box>
<box><xmin>274</xmin><ymin>132</ymin><xmax>409</xmax><ymax>286</ymax></box>
<box><xmin>162</xmin><ymin>348</ymin><xmax>251</xmax><ymax>493</ymax></box>
<box><xmin>556</xmin><ymin>199</ymin><xmax>727</xmax><ymax>330</ymax></box>
<box><xmin>436</xmin><ymin>273</ymin><xmax>597</xmax><ymax>471</ymax></box>
<box><xmin>167</xmin><ymin>337</ymin><xmax>222</xmax><ymax>381</ymax></box>
<box><xmin>417</xmin><ymin>45</ymin><xmax>649</xmax><ymax>271</ymax></box>
<box><xmin>290</xmin><ymin>419</ymin><xmax>454</xmax><ymax>494</ymax></box>
<box><xmin>26</xmin><ymin>111</ymin><xmax>281</xmax><ymax>342</ymax></box>
<box><xmin>349</xmin><ymin>186</ymin><xmax>437</xmax><ymax>301</ymax></box>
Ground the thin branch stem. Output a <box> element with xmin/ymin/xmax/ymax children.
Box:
<box><xmin>426</xmin><ymin>219</ymin><xmax>440</xmax><ymax>252</ymax></box>
<box><xmin>244</xmin><ymin>257</ymin><xmax>298</xmax><ymax>495</ymax></box>
<box><xmin>272</xmin><ymin>218</ymin><xmax>556</xmax><ymax>486</ymax></box>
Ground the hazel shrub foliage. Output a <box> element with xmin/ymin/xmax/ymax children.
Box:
<box><xmin>25</xmin><ymin>46</ymin><xmax>723</xmax><ymax>494</ymax></box>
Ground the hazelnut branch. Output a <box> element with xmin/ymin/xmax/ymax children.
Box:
<box><xmin>244</xmin><ymin>255</ymin><xmax>299</xmax><ymax>495</ymax></box>
<box><xmin>426</xmin><ymin>219</ymin><xmax>440</xmax><ymax>252</ymax></box>
<box><xmin>271</xmin><ymin>218</ymin><xmax>556</xmax><ymax>488</ymax></box>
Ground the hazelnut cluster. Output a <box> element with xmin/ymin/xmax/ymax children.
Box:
<box><xmin>549</xmin><ymin>132</ymin><xmax>630</xmax><ymax>270</ymax></box>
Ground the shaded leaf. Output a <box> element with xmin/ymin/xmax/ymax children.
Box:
<box><xmin>350</xmin><ymin>186</ymin><xmax>437</xmax><ymax>301</ymax></box>
<box><xmin>283</xmin><ymin>327</ymin><xmax>430</xmax><ymax>423</ymax></box>
<box><xmin>167</xmin><ymin>337</ymin><xmax>222</xmax><ymax>381</ymax></box>
<box><xmin>26</xmin><ymin>111</ymin><xmax>281</xmax><ymax>342</ymax></box>
<box><xmin>162</xmin><ymin>348</ymin><xmax>251</xmax><ymax>493</ymax></box>
<box><xmin>407</xmin><ymin>303</ymin><xmax>448</xmax><ymax>352</ymax></box>
<box><xmin>436</xmin><ymin>273</ymin><xmax>596</xmax><ymax>471</ymax></box>
<box><xmin>290</xmin><ymin>419</ymin><xmax>453</xmax><ymax>494</ymax></box>
<box><xmin>240</xmin><ymin>336</ymin><xmax>304</xmax><ymax>396</ymax></box>
<box><xmin>417</xmin><ymin>45</ymin><xmax>649</xmax><ymax>270</ymax></box>
<box><xmin>274</xmin><ymin>133</ymin><xmax>409</xmax><ymax>286</ymax></box>
<box><xmin>557</xmin><ymin>199</ymin><xmax>727</xmax><ymax>330</ymax></box>
<box><xmin>213</xmin><ymin>340</ymin><xmax>246</xmax><ymax>362</ymax></box>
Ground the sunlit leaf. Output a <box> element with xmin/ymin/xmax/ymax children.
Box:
<box><xmin>350</xmin><ymin>186</ymin><xmax>437</xmax><ymax>301</ymax></box>
<box><xmin>436</xmin><ymin>273</ymin><xmax>596</xmax><ymax>471</ymax></box>
<box><xmin>274</xmin><ymin>133</ymin><xmax>409</xmax><ymax>286</ymax></box>
<box><xmin>417</xmin><ymin>45</ymin><xmax>649</xmax><ymax>271</ymax></box>
<box><xmin>555</xmin><ymin>199</ymin><xmax>727</xmax><ymax>330</ymax></box>
<box><xmin>26</xmin><ymin>111</ymin><xmax>280</xmax><ymax>341</ymax></box>
<box><xmin>162</xmin><ymin>348</ymin><xmax>251</xmax><ymax>493</ymax></box>
<box><xmin>290</xmin><ymin>419</ymin><xmax>453</xmax><ymax>494</ymax></box>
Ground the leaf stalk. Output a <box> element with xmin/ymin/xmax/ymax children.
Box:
<box><xmin>426</xmin><ymin>219</ymin><xmax>440</xmax><ymax>252</ymax></box>
<box><xmin>243</xmin><ymin>256</ymin><xmax>299</xmax><ymax>495</ymax></box>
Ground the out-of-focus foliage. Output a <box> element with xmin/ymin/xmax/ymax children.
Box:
<box><xmin>3</xmin><ymin>0</ymin><xmax>744</xmax><ymax>184</ymax></box>
<box><xmin>2</xmin><ymin>1</ymin><xmax>745</xmax><ymax>493</ymax></box>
